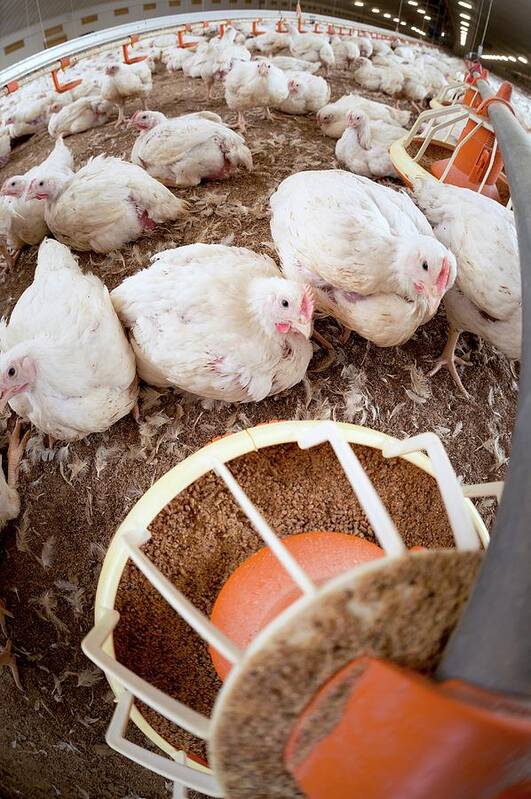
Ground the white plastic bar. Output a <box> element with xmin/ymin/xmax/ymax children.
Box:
<box><xmin>81</xmin><ymin>609</ymin><xmax>212</xmax><ymax>740</ymax></box>
<box><xmin>440</xmin><ymin>122</ymin><xmax>482</xmax><ymax>183</ymax></box>
<box><xmin>297</xmin><ymin>422</ymin><xmax>406</xmax><ymax>557</ymax></box>
<box><xmin>106</xmin><ymin>691</ymin><xmax>224</xmax><ymax>797</ymax></box>
<box><xmin>381</xmin><ymin>433</ymin><xmax>480</xmax><ymax>551</ymax></box>
<box><xmin>121</xmin><ymin>529</ymin><xmax>243</xmax><ymax>666</ymax></box>
<box><xmin>173</xmin><ymin>756</ymin><xmax>188</xmax><ymax>799</ymax></box>
<box><xmin>404</xmin><ymin>105</ymin><xmax>460</xmax><ymax>146</ymax></box>
<box><xmin>463</xmin><ymin>481</ymin><xmax>504</xmax><ymax>502</ymax></box>
<box><xmin>210</xmin><ymin>460</ymin><xmax>316</xmax><ymax>595</ymax></box>
<box><xmin>414</xmin><ymin>112</ymin><xmax>469</xmax><ymax>162</ymax></box>
<box><xmin>477</xmin><ymin>137</ymin><xmax>498</xmax><ymax>195</ymax></box>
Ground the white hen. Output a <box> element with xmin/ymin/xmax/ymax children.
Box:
<box><xmin>200</xmin><ymin>28</ymin><xmax>251</xmax><ymax>99</ymax></box>
<box><xmin>288</xmin><ymin>25</ymin><xmax>335</xmax><ymax>73</ymax></box>
<box><xmin>357</xmin><ymin>36</ymin><xmax>373</xmax><ymax>58</ymax></box>
<box><xmin>0</xmin><ymin>137</ymin><xmax>74</xmax><ymax>265</ymax></box>
<box><xmin>25</xmin><ymin>155</ymin><xmax>187</xmax><ymax>253</ymax></box>
<box><xmin>251</xmin><ymin>31</ymin><xmax>291</xmax><ymax>56</ymax></box>
<box><xmin>335</xmin><ymin>110</ymin><xmax>406</xmax><ymax>178</ymax></box>
<box><xmin>130</xmin><ymin>110</ymin><xmax>252</xmax><ymax>186</ymax></box>
<box><xmin>331</xmin><ymin>36</ymin><xmax>361</xmax><ymax>70</ymax></box>
<box><xmin>224</xmin><ymin>60</ymin><xmax>289</xmax><ymax>131</ymax></box>
<box><xmin>101</xmin><ymin>62</ymin><xmax>152</xmax><ymax>125</ymax></box>
<box><xmin>413</xmin><ymin>177</ymin><xmax>521</xmax><ymax>396</ymax></box>
<box><xmin>4</xmin><ymin>97</ymin><xmax>50</xmax><ymax>137</ymax></box>
<box><xmin>270</xmin><ymin>170</ymin><xmax>456</xmax><ymax>346</ymax></box>
<box><xmin>111</xmin><ymin>243</ymin><xmax>314</xmax><ymax>402</ymax></box>
<box><xmin>317</xmin><ymin>93</ymin><xmax>410</xmax><ymax>138</ymax></box>
<box><xmin>48</xmin><ymin>96</ymin><xmax>114</xmax><ymax>137</ymax></box>
<box><xmin>276</xmin><ymin>71</ymin><xmax>330</xmax><ymax>115</ymax></box>
<box><xmin>0</xmin><ymin>239</ymin><xmax>138</xmax><ymax>441</ymax></box>
<box><xmin>268</xmin><ymin>56</ymin><xmax>320</xmax><ymax>74</ymax></box>
<box><xmin>352</xmin><ymin>57</ymin><xmax>404</xmax><ymax>97</ymax></box>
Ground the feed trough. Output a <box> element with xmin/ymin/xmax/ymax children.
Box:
<box><xmin>391</xmin><ymin>83</ymin><xmax>512</xmax><ymax>204</ymax></box>
<box><xmin>82</xmin><ymin>420</ymin><xmax>497</xmax><ymax>797</ymax></box>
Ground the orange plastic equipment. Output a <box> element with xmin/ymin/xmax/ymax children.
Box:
<box><xmin>51</xmin><ymin>57</ymin><xmax>81</xmax><ymax>93</ymax></box>
<box><xmin>462</xmin><ymin>65</ymin><xmax>489</xmax><ymax>109</ymax></box>
<box><xmin>209</xmin><ymin>531</ymin><xmax>384</xmax><ymax>680</ymax></box>
<box><xmin>431</xmin><ymin>83</ymin><xmax>513</xmax><ymax>203</ymax></box>
<box><xmin>122</xmin><ymin>35</ymin><xmax>147</xmax><ymax>65</ymax></box>
<box><xmin>286</xmin><ymin>657</ymin><xmax>531</xmax><ymax>799</ymax></box>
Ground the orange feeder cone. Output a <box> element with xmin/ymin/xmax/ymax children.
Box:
<box><xmin>430</xmin><ymin>83</ymin><xmax>513</xmax><ymax>203</ymax></box>
<box><xmin>209</xmin><ymin>531</ymin><xmax>384</xmax><ymax>680</ymax></box>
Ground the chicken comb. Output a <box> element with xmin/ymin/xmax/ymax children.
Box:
<box><xmin>300</xmin><ymin>285</ymin><xmax>315</xmax><ymax>322</ymax></box>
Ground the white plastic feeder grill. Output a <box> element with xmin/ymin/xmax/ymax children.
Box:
<box><xmin>81</xmin><ymin>420</ymin><xmax>501</xmax><ymax>797</ymax></box>
<box><xmin>390</xmin><ymin>97</ymin><xmax>511</xmax><ymax>206</ymax></box>
<box><xmin>429</xmin><ymin>80</ymin><xmax>470</xmax><ymax>110</ymax></box>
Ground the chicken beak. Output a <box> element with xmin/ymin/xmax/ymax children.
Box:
<box><xmin>0</xmin><ymin>385</ymin><xmax>19</xmax><ymax>414</ymax></box>
<box><xmin>427</xmin><ymin>287</ymin><xmax>442</xmax><ymax>316</ymax></box>
<box><xmin>292</xmin><ymin>319</ymin><xmax>312</xmax><ymax>339</ymax></box>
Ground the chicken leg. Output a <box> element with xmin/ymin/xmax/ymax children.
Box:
<box><xmin>115</xmin><ymin>102</ymin><xmax>126</xmax><ymax>127</ymax></box>
<box><xmin>234</xmin><ymin>111</ymin><xmax>247</xmax><ymax>132</ymax></box>
<box><xmin>311</xmin><ymin>329</ymin><xmax>337</xmax><ymax>372</ymax></box>
<box><xmin>429</xmin><ymin>327</ymin><xmax>472</xmax><ymax>398</ymax></box>
<box><xmin>7</xmin><ymin>420</ymin><xmax>30</xmax><ymax>489</ymax></box>
<box><xmin>0</xmin><ymin>237</ymin><xmax>20</xmax><ymax>270</ymax></box>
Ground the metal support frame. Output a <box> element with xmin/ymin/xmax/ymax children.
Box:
<box><xmin>437</xmin><ymin>80</ymin><xmax>531</xmax><ymax>699</ymax></box>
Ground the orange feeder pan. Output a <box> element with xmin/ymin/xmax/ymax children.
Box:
<box><xmin>430</xmin><ymin>83</ymin><xmax>514</xmax><ymax>203</ymax></box>
<box><xmin>209</xmin><ymin>531</ymin><xmax>384</xmax><ymax>680</ymax></box>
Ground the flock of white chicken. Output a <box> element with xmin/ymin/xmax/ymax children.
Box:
<box><xmin>0</xmin><ymin>19</ymin><xmax>525</xmax><ymax>532</ymax></box>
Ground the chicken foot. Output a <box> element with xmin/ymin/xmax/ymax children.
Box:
<box><xmin>7</xmin><ymin>420</ymin><xmax>30</xmax><ymax>488</ymax></box>
<box><xmin>0</xmin><ymin>237</ymin><xmax>20</xmax><ymax>270</ymax></box>
<box><xmin>232</xmin><ymin>111</ymin><xmax>247</xmax><ymax>132</ymax></box>
<box><xmin>263</xmin><ymin>107</ymin><xmax>280</xmax><ymax>122</ymax></box>
<box><xmin>311</xmin><ymin>329</ymin><xmax>337</xmax><ymax>372</ymax></box>
<box><xmin>429</xmin><ymin>327</ymin><xmax>472</xmax><ymax>398</ymax></box>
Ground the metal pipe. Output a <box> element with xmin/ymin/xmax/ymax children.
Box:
<box><xmin>437</xmin><ymin>79</ymin><xmax>531</xmax><ymax>699</ymax></box>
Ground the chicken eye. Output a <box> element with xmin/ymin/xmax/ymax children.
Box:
<box><xmin>38</xmin><ymin>180</ymin><xmax>44</xmax><ymax>187</ymax></box>
<box><xmin>281</xmin><ymin>299</ymin><xmax>289</xmax><ymax>308</ymax></box>
<box><xmin>7</xmin><ymin>367</ymin><xmax>16</xmax><ymax>377</ymax></box>
<box><xmin>422</xmin><ymin>261</ymin><xmax>429</xmax><ymax>271</ymax></box>
<box><xmin>10</xmin><ymin>181</ymin><xmax>16</xmax><ymax>187</ymax></box>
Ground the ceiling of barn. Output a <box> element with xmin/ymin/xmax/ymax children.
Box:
<box><xmin>0</xmin><ymin>0</ymin><xmax>528</xmax><ymax>65</ymax></box>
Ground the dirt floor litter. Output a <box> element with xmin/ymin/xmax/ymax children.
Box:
<box><xmin>0</xmin><ymin>65</ymin><xmax>517</xmax><ymax>799</ymax></box>
<box><xmin>114</xmin><ymin>441</ymin><xmax>456</xmax><ymax>761</ymax></box>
